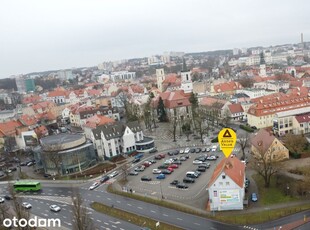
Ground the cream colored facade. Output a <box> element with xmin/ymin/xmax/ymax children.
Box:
<box><xmin>247</xmin><ymin>113</ymin><xmax>275</xmax><ymax>128</ymax></box>
<box><xmin>251</xmin><ymin>138</ymin><xmax>289</xmax><ymax>161</ymax></box>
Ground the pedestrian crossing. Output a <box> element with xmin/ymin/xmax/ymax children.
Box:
<box><xmin>19</xmin><ymin>195</ymin><xmax>72</xmax><ymax>205</ymax></box>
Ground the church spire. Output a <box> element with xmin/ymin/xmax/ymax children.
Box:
<box><xmin>182</xmin><ymin>57</ymin><xmax>188</xmax><ymax>71</ymax></box>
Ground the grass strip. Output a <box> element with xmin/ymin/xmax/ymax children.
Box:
<box><xmin>91</xmin><ymin>202</ymin><xmax>184</xmax><ymax>230</ymax></box>
<box><xmin>107</xmin><ymin>184</ymin><xmax>310</xmax><ymax>225</ymax></box>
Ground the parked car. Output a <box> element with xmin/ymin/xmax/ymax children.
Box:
<box><xmin>158</xmin><ymin>153</ymin><xmax>166</xmax><ymax>158</ymax></box>
<box><xmin>183</xmin><ymin>177</ymin><xmax>195</xmax><ymax>183</ymax></box>
<box><xmin>50</xmin><ymin>204</ymin><xmax>61</xmax><ymax>212</ymax></box>
<box><xmin>148</xmin><ymin>148</ymin><xmax>158</xmax><ymax>153</ymax></box>
<box><xmin>135</xmin><ymin>166</ymin><xmax>145</xmax><ymax>172</ymax></box>
<box><xmin>199</xmin><ymin>162</ymin><xmax>211</xmax><ymax>168</ymax></box>
<box><xmin>132</xmin><ymin>158</ymin><xmax>141</xmax><ymax>163</ymax></box>
<box><xmin>158</xmin><ymin>164</ymin><xmax>168</xmax><ymax>169</ymax></box>
<box><xmin>196</xmin><ymin>167</ymin><xmax>206</xmax><ymax>172</ymax></box>
<box><xmin>166</xmin><ymin>167</ymin><xmax>174</xmax><ymax>172</ymax></box>
<box><xmin>89</xmin><ymin>182</ymin><xmax>100</xmax><ymax>190</ymax></box>
<box><xmin>206</xmin><ymin>148</ymin><xmax>211</xmax><ymax>152</ymax></box>
<box><xmin>100</xmin><ymin>175</ymin><xmax>110</xmax><ymax>183</ymax></box>
<box><xmin>195</xmin><ymin>148</ymin><xmax>201</xmax><ymax>153</ymax></box>
<box><xmin>152</xmin><ymin>169</ymin><xmax>162</xmax><ymax>174</ymax></box>
<box><xmin>193</xmin><ymin>160</ymin><xmax>203</xmax><ymax>165</ymax></box>
<box><xmin>179</xmin><ymin>149</ymin><xmax>184</xmax><ymax>154</ymax></box>
<box><xmin>44</xmin><ymin>173</ymin><xmax>52</xmax><ymax>178</ymax></box>
<box><xmin>134</xmin><ymin>153</ymin><xmax>144</xmax><ymax>159</ymax></box>
<box><xmin>108</xmin><ymin>171</ymin><xmax>119</xmax><ymax>178</ymax></box>
<box><xmin>169</xmin><ymin>164</ymin><xmax>178</xmax><ymax>169</ymax></box>
<box><xmin>201</xmin><ymin>147</ymin><xmax>206</xmax><ymax>152</ymax></box>
<box><xmin>167</xmin><ymin>152</ymin><xmax>174</xmax><ymax>156</ymax></box>
<box><xmin>176</xmin><ymin>183</ymin><xmax>188</xmax><ymax>189</ymax></box>
<box><xmin>149</xmin><ymin>159</ymin><xmax>157</xmax><ymax>164</ymax></box>
<box><xmin>142</xmin><ymin>161</ymin><xmax>151</xmax><ymax>167</ymax></box>
<box><xmin>180</xmin><ymin>156</ymin><xmax>187</xmax><ymax>161</ymax></box>
<box><xmin>0</xmin><ymin>197</ymin><xmax>4</xmax><ymax>203</ymax></box>
<box><xmin>170</xmin><ymin>180</ymin><xmax>180</xmax><ymax>185</ymax></box>
<box><xmin>173</xmin><ymin>150</ymin><xmax>179</xmax><ymax>155</ymax></box>
<box><xmin>27</xmin><ymin>162</ymin><xmax>35</xmax><ymax>167</ymax></box>
<box><xmin>141</xmin><ymin>176</ymin><xmax>152</xmax><ymax>181</ymax></box>
<box><xmin>154</xmin><ymin>155</ymin><xmax>162</xmax><ymax>160</ymax></box>
<box><xmin>190</xmin><ymin>148</ymin><xmax>196</xmax><ymax>153</ymax></box>
<box><xmin>156</xmin><ymin>174</ymin><xmax>165</xmax><ymax>179</ymax></box>
<box><xmin>4</xmin><ymin>195</ymin><xmax>12</xmax><ymax>200</ymax></box>
<box><xmin>22</xmin><ymin>202</ymin><xmax>32</xmax><ymax>209</ymax></box>
<box><xmin>129</xmin><ymin>171</ymin><xmax>139</xmax><ymax>176</ymax></box>
<box><xmin>184</xmin><ymin>148</ymin><xmax>190</xmax><ymax>154</ymax></box>
<box><xmin>161</xmin><ymin>169</ymin><xmax>172</xmax><ymax>174</ymax></box>
<box><xmin>9</xmin><ymin>167</ymin><xmax>17</xmax><ymax>171</ymax></box>
<box><xmin>207</xmin><ymin>156</ymin><xmax>217</xmax><ymax>161</ymax></box>
<box><xmin>251</xmin><ymin>193</ymin><xmax>258</xmax><ymax>202</ymax></box>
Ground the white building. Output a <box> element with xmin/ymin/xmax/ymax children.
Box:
<box><xmin>233</xmin><ymin>48</ymin><xmax>240</xmax><ymax>56</ymax></box>
<box><xmin>180</xmin><ymin>70</ymin><xmax>193</xmax><ymax>93</ymax></box>
<box><xmin>208</xmin><ymin>157</ymin><xmax>245</xmax><ymax>211</ymax></box>
<box><xmin>237</xmin><ymin>88</ymin><xmax>275</xmax><ymax>99</ymax></box>
<box><xmin>156</xmin><ymin>69</ymin><xmax>165</xmax><ymax>92</ymax></box>
<box><xmin>110</xmin><ymin>71</ymin><xmax>135</xmax><ymax>82</ymax></box>
<box><xmin>91</xmin><ymin>121</ymin><xmax>154</xmax><ymax>160</ymax></box>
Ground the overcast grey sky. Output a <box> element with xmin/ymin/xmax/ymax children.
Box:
<box><xmin>0</xmin><ymin>0</ymin><xmax>309</xmax><ymax>78</ymax></box>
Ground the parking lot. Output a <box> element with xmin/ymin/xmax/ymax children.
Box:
<box><xmin>125</xmin><ymin>147</ymin><xmax>225</xmax><ymax>204</ymax></box>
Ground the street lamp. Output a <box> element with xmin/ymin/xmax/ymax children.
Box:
<box><xmin>159</xmin><ymin>181</ymin><xmax>164</xmax><ymax>199</ymax></box>
<box><xmin>286</xmin><ymin>184</ymin><xmax>290</xmax><ymax>196</ymax></box>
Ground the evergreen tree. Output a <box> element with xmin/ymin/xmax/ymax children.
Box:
<box><xmin>157</xmin><ymin>97</ymin><xmax>167</xmax><ymax>122</ymax></box>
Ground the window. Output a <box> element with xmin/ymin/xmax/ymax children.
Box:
<box><xmin>222</xmin><ymin>175</ymin><xmax>226</xmax><ymax>179</ymax></box>
<box><xmin>226</xmin><ymin>182</ymin><xmax>230</xmax><ymax>186</ymax></box>
<box><xmin>219</xmin><ymin>182</ymin><xmax>223</xmax><ymax>186</ymax></box>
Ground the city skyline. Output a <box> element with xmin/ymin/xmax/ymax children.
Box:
<box><xmin>0</xmin><ymin>0</ymin><xmax>309</xmax><ymax>78</ymax></box>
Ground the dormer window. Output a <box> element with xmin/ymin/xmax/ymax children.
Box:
<box><xmin>222</xmin><ymin>175</ymin><xmax>226</xmax><ymax>179</ymax></box>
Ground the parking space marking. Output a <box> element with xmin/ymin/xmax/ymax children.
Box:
<box><xmin>163</xmin><ymin>214</ymin><xmax>168</xmax><ymax>217</ymax></box>
<box><xmin>150</xmin><ymin>210</ymin><xmax>156</xmax><ymax>213</ymax></box>
<box><xmin>194</xmin><ymin>223</ymin><xmax>200</xmax><ymax>226</ymax></box>
<box><xmin>177</xmin><ymin>218</ymin><xmax>183</xmax><ymax>221</ymax></box>
<box><xmin>137</xmin><ymin>207</ymin><xmax>143</xmax><ymax>210</ymax></box>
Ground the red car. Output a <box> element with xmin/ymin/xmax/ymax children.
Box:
<box><xmin>167</xmin><ymin>167</ymin><xmax>174</xmax><ymax>172</ymax></box>
<box><xmin>143</xmin><ymin>162</ymin><xmax>151</xmax><ymax>167</ymax></box>
<box><xmin>169</xmin><ymin>164</ymin><xmax>179</xmax><ymax>169</ymax></box>
<box><xmin>159</xmin><ymin>153</ymin><xmax>166</xmax><ymax>158</ymax></box>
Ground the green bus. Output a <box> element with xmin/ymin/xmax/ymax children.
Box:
<box><xmin>13</xmin><ymin>181</ymin><xmax>42</xmax><ymax>192</ymax></box>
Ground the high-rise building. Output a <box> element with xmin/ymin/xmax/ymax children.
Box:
<box><xmin>15</xmin><ymin>76</ymin><xmax>35</xmax><ymax>93</ymax></box>
<box><xmin>156</xmin><ymin>69</ymin><xmax>165</xmax><ymax>92</ymax></box>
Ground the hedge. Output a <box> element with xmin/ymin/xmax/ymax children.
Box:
<box><xmin>239</xmin><ymin>125</ymin><xmax>254</xmax><ymax>133</ymax></box>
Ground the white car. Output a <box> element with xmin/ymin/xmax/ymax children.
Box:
<box><xmin>179</xmin><ymin>149</ymin><xmax>184</xmax><ymax>154</ymax></box>
<box><xmin>89</xmin><ymin>182</ymin><xmax>100</xmax><ymax>190</ymax></box>
<box><xmin>108</xmin><ymin>171</ymin><xmax>119</xmax><ymax>178</ymax></box>
<box><xmin>22</xmin><ymin>202</ymin><xmax>32</xmax><ymax>209</ymax></box>
<box><xmin>50</xmin><ymin>205</ymin><xmax>61</xmax><ymax>212</ymax></box>
<box><xmin>193</xmin><ymin>160</ymin><xmax>203</xmax><ymax>165</ymax></box>
<box><xmin>184</xmin><ymin>148</ymin><xmax>190</xmax><ymax>154</ymax></box>
<box><xmin>0</xmin><ymin>198</ymin><xmax>4</xmax><ymax>203</ymax></box>
<box><xmin>152</xmin><ymin>169</ymin><xmax>162</xmax><ymax>174</ymax></box>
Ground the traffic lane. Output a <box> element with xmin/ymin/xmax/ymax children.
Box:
<box><xmin>254</xmin><ymin>210</ymin><xmax>310</xmax><ymax>229</ymax></box>
<box><xmin>23</xmin><ymin>196</ymin><xmax>139</xmax><ymax>230</ymax></box>
<box><xmin>83</xmin><ymin>189</ymin><xmax>242</xmax><ymax>230</ymax></box>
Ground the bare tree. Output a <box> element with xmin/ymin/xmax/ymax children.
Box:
<box><xmin>283</xmin><ymin>134</ymin><xmax>308</xmax><ymax>155</ymax></box>
<box><xmin>251</xmin><ymin>145</ymin><xmax>281</xmax><ymax>188</ymax></box>
<box><xmin>41</xmin><ymin>143</ymin><xmax>63</xmax><ymax>176</ymax></box>
<box><xmin>237</xmin><ymin>133</ymin><xmax>250</xmax><ymax>160</ymax></box>
<box><xmin>7</xmin><ymin>182</ymin><xmax>31</xmax><ymax>230</ymax></box>
<box><xmin>193</xmin><ymin>108</ymin><xmax>208</xmax><ymax>143</ymax></box>
<box><xmin>71</xmin><ymin>188</ymin><xmax>94</xmax><ymax>230</ymax></box>
<box><xmin>0</xmin><ymin>202</ymin><xmax>11</xmax><ymax>229</ymax></box>
<box><xmin>120</xmin><ymin>163</ymin><xmax>130</xmax><ymax>182</ymax></box>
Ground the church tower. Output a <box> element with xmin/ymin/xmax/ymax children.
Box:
<box><xmin>180</xmin><ymin>58</ymin><xmax>193</xmax><ymax>93</ymax></box>
<box><xmin>259</xmin><ymin>52</ymin><xmax>267</xmax><ymax>77</ymax></box>
<box><xmin>156</xmin><ymin>68</ymin><xmax>165</xmax><ymax>92</ymax></box>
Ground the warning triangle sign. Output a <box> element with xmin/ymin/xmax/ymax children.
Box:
<box><xmin>223</xmin><ymin>129</ymin><xmax>232</xmax><ymax>138</ymax></box>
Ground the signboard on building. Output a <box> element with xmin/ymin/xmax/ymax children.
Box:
<box><xmin>23</xmin><ymin>135</ymin><xmax>38</xmax><ymax>146</ymax></box>
<box><xmin>219</xmin><ymin>190</ymin><xmax>240</xmax><ymax>203</ymax></box>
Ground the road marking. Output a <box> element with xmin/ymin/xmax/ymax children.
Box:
<box><xmin>150</xmin><ymin>210</ymin><xmax>156</xmax><ymax>213</ymax></box>
<box><xmin>112</xmin><ymin>225</ymin><xmax>117</xmax><ymax>228</ymax></box>
<box><xmin>177</xmin><ymin>218</ymin><xmax>183</xmax><ymax>221</ymax></box>
<box><xmin>90</xmin><ymin>217</ymin><xmax>94</xmax><ymax>220</ymax></box>
<box><xmin>66</xmin><ymin>223</ymin><xmax>72</xmax><ymax>226</ymax></box>
<box><xmin>137</xmin><ymin>207</ymin><xmax>143</xmax><ymax>210</ymax></box>
<box><xmin>43</xmin><ymin>213</ymin><xmax>48</xmax><ymax>216</ymax></box>
<box><xmin>194</xmin><ymin>223</ymin><xmax>200</xmax><ymax>226</ymax></box>
<box><xmin>127</xmin><ymin>204</ymin><xmax>132</xmax><ymax>206</ymax></box>
<box><xmin>104</xmin><ymin>222</ymin><xmax>109</xmax><ymax>225</ymax></box>
<box><xmin>97</xmin><ymin>220</ymin><xmax>102</xmax><ymax>223</ymax></box>
<box><xmin>96</xmin><ymin>195</ymin><xmax>101</xmax><ymax>198</ymax></box>
<box><xmin>163</xmin><ymin>214</ymin><xmax>168</xmax><ymax>217</ymax></box>
<box><xmin>107</xmin><ymin>198</ymin><xmax>111</xmax><ymax>200</ymax></box>
<box><xmin>116</xmin><ymin>200</ymin><xmax>121</xmax><ymax>203</ymax></box>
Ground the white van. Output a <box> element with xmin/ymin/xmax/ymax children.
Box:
<box><xmin>211</xmin><ymin>145</ymin><xmax>218</xmax><ymax>152</ymax></box>
<box><xmin>186</xmin><ymin>171</ymin><xmax>199</xmax><ymax>178</ymax></box>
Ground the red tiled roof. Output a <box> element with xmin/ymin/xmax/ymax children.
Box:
<box><xmin>47</xmin><ymin>90</ymin><xmax>68</xmax><ymax>97</ymax></box>
<box><xmin>251</xmin><ymin>129</ymin><xmax>275</xmax><ymax>153</ymax></box>
<box><xmin>0</xmin><ymin>120</ymin><xmax>23</xmax><ymax>137</ymax></box>
<box><xmin>19</xmin><ymin>114</ymin><xmax>37</xmax><ymax>126</ymax></box>
<box><xmin>152</xmin><ymin>90</ymin><xmax>191</xmax><ymax>109</ymax></box>
<box><xmin>228</xmin><ymin>103</ymin><xmax>244</xmax><ymax>114</ymax></box>
<box><xmin>163</xmin><ymin>74</ymin><xmax>180</xmax><ymax>84</ymax></box>
<box><xmin>84</xmin><ymin>115</ymin><xmax>115</xmax><ymax>129</ymax></box>
<box><xmin>295</xmin><ymin>112</ymin><xmax>310</xmax><ymax>123</ymax></box>
<box><xmin>200</xmin><ymin>97</ymin><xmax>227</xmax><ymax>107</ymax></box>
<box><xmin>22</xmin><ymin>95</ymin><xmax>42</xmax><ymax>104</ymax></box>
<box><xmin>34</xmin><ymin>125</ymin><xmax>48</xmax><ymax>137</ymax></box>
<box><xmin>87</xmin><ymin>89</ymin><xmax>102</xmax><ymax>97</ymax></box>
<box><xmin>248</xmin><ymin>90</ymin><xmax>310</xmax><ymax>117</ymax></box>
<box><xmin>214</xmin><ymin>81</ymin><xmax>243</xmax><ymax>93</ymax></box>
<box><xmin>208</xmin><ymin>157</ymin><xmax>245</xmax><ymax>188</ymax></box>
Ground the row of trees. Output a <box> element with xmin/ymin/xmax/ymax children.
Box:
<box><xmin>0</xmin><ymin>184</ymin><xmax>93</xmax><ymax>229</ymax></box>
